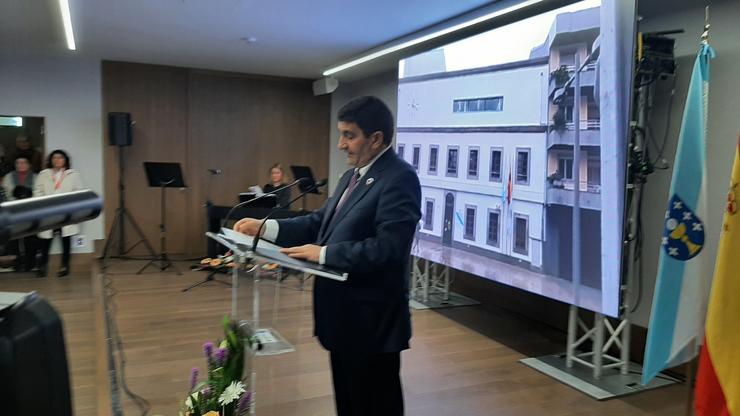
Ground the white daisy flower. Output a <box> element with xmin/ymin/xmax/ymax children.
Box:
<box><xmin>218</xmin><ymin>381</ymin><xmax>246</xmax><ymax>406</ymax></box>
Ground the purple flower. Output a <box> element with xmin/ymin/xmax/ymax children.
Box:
<box><xmin>215</xmin><ymin>347</ymin><xmax>228</xmax><ymax>366</ymax></box>
<box><xmin>189</xmin><ymin>367</ymin><xmax>199</xmax><ymax>391</ymax></box>
<box><xmin>201</xmin><ymin>386</ymin><xmax>211</xmax><ymax>398</ymax></box>
<box><xmin>203</xmin><ymin>341</ymin><xmax>214</xmax><ymax>362</ymax></box>
<box><xmin>237</xmin><ymin>390</ymin><xmax>252</xmax><ymax>415</ymax></box>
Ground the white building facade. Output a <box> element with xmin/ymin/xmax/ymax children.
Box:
<box><xmin>397</xmin><ymin>58</ymin><xmax>550</xmax><ymax>269</ymax></box>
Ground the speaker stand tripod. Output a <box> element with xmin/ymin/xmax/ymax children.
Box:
<box><xmin>138</xmin><ymin>180</ymin><xmax>181</xmax><ymax>275</ymax></box>
<box><xmin>102</xmin><ymin>145</ymin><xmax>156</xmax><ymax>268</ymax></box>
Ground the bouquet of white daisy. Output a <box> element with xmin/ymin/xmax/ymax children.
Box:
<box><xmin>180</xmin><ymin>316</ymin><xmax>252</xmax><ymax>416</ymax></box>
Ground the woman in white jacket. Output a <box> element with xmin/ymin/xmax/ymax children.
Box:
<box><xmin>34</xmin><ymin>150</ymin><xmax>83</xmax><ymax>277</ymax></box>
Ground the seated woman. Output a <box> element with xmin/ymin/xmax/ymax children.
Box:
<box><xmin>262</xmin><ymin>163</ymin><xmax>291</xmax><ymax>209</ymax></box>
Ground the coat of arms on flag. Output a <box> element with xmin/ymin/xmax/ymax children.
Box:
<box><xmin>662</xmin><ymin>194</ymin><xmax>705</xmax><ymax>260</ymax></box>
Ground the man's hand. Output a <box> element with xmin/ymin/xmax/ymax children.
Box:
<box><xmin>280</xmin><ymin>244</ymin><xmax>322</xmax><ymax>263</ymax></box>
<box><xmin>233</xmin><ymin>218</ymin><xmax>263</xmax><ymax>236</ymax></box>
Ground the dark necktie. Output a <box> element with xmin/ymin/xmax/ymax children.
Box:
<box><xmin>327</xmin><ymin>170</ymin><xmax>359</xmax><ymax>230</ymax></box>
<box><xmin>334</xmin><ymin>170</ymin><xmax>359</xmax><ymax>214</ymax></box>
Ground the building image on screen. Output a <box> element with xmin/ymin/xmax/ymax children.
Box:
<box><xmin>397</xmin><ymin>0</ymin><xmax>630</xmax><ymax>316</ymax></box>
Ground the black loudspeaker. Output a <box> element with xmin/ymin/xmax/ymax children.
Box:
<box><xmin>108</xmin><ymin>112</ymin><xmax>132</xmax><ymax>146</ymax></box>
<box><xmin>0</xmin><ymin>293</ymin><xmax>73</xmax><ymax>415</ymax></box>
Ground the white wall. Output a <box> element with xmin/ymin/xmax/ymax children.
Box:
<box><xmin>397</xmin><ymin>64</ymin><xmax>549</xmax><ymax>127</ymax></box>
<box><xmin>0</xmin><ymin>53</ymin><xmax>104</xmax><ymax>253</ymax></box>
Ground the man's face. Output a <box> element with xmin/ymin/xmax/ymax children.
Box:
<box><xmin>337</xmin><ymin>121</ymin><xmax>383</xmax><ymax>168</ymax></box>
<box><xmin>16</xmin><ymin>137</ymin><xmax>30</xmax><ymax>150</ymax></box>
<box><xmin>15</xmin><ymin>158</ymin><xmax>30</xmax><ymax>172</ymax></box>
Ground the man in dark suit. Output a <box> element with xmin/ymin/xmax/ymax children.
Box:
<box><xmin>234</xmin><ymin>96</ymin><xmax>421</xmax><ymax>416</ymax></box>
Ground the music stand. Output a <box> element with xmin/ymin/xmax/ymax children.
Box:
<box><xmin>290</xmin><ymin>165</ymin><xmax>321</xmax><ymax>211</ymax></box>
<box><xmin>138</xmin><ymin>162</ymin><xmax>186</xmax><ymax>275</ymax></box>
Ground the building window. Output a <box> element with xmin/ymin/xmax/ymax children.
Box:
<box><xmin>464</xmin><ymin>205</ymin><xmax>476</xmax><ymax>240</ymax></box>
<box><xmin>412</xmin><ymin>145</ymin><xmax>421</xmax><ymax>171</ymax></box>
<box><xmin>514</xmin><ymin>214</ymin><xmax>529</xmax><ymax>255</ymax></box>
<box><xmin>558</xmin><ymin>157</ymin><xmax>574</xmax><ymax>180</ymax></box>
<box><xmin>588</xmin><ymin>158</ymin><xmax>601</xmax><ymax>187</ymax></box>
<box><xmin>424</xmin><ymin>199</ymin><xmax>434</xmax><ymax>231</ymax></box>
<box><xmin>565</xmin><ymin>105</ymin><xmax>574</xmax><ymax>123</ymax></box>
<box><xmin>453</xmin><ymin>96</ymin><xmax>504</xmax><ymax>113</ymax></box>
<box><xmin>397</xmin><ymin>144</ymin><xmax>405</xmax><ymax>160</ymax></box>
<box><xmin>428</xmin><ymin>145</ymin><xmax>438</xmax><ymax>175</ymax></box>
<box><xmin>487</xmin><ymin>209</ymin><xmax>500</xmax><ymax>248</ymax></box>
<box><xmin>467</xmin><ymin>147</ymin><xmax>479</xmax><ymax>179</ymax></box>
<box><xmin>516</xmin><ymin>148</ymin><xmax>530</xmax><ymax>185</ymax></box>
<box><xmin>446</xmin><ymin>146</ymin><xmax>459</xmax><ymax>177</ymax></box>
<box><xmin>489</xmin><ymin>148</ymin><xmax>502</xmax><ymax>182</ymax></box>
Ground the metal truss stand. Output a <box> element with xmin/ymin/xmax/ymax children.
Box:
<box><xmin>409</xmin><ymin>256</ymin><xmax>478</xmax><ymax>310</ymax></box>
<box><xmin>565</xmin><ymin>306</ymin><xmax>630</xmax><ymax>378</ymax></box>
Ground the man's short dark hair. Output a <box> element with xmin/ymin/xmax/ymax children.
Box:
<box><xmin>337</xmin><ymin>96</ymin><xmax>394</xmax><ymax>145</ymax></box>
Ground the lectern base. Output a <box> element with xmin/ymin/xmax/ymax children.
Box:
<box><xmin>254</xmin><ymin>328</ymin><xmax>295</xmax><ymax>356</ymax></box>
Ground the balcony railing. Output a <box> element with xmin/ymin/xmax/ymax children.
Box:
<box><xmin>546</xmin><ymin>184</ymin><xmax>601</xmax><ymax>210</ymax></box>
<box><xmin>548</xmin><ymin>123</ymin><xmax>601</xmax><ymax>148</ymax></box>
<box><xmin>565</xmin><ymin>119</ymin><xmax>601</xmax><ymax>130</ymax></box>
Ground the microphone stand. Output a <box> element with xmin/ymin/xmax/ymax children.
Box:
<box><xmin>183</xmin><ymin>179</ymin><xmax>304</xmax><ymax>293</ymax></box>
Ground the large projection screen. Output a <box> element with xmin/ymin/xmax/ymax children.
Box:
<box><xmin>397</xmin><ymin>0</ymin><xmax>635</xmax><ymax>317</ymax></box>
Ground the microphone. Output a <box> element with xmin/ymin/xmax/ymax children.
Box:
<box><xmin>251</xmin><ymin>178</ymin><xmax>327</xmax><ymax>253</ymax></box>
<box><xmin>208</xmin><ymin>168</ymin><xmax>222</xmax><ymax>175</ymax></box>
<box><xmin>222</xmin><ymin>178</ymin><xmax>304</xmax><ymax>230</ymax></box>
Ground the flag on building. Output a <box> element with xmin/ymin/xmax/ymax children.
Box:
<box><xmin>507</xmin><ymin>161</ymin><xmax>513</xmax><ymax>206</ymax></box>
<box><xmin>641</xmin><ymin>43</ymin><xmax>716</xmax><ymax>385</ymax></box>
<box><xmin>695</xmin><ymin>134</ymin><xmax>740</xmax><ymax>416</ymax></box>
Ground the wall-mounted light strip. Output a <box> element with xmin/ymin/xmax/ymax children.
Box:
<box><xmin>59</xmin><ymin>0</ymin><xmax>76</xmax><ymax>50</ymax></box>
<box><xmin>323</xmin><ymin>0</ymin><xmax>545</xmax><ymax>76</ymax></box>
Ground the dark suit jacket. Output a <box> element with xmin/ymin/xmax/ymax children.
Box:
<box><xmin>275</xmin><ymin>149</ymin><xmax>421</xmax><ymax>353</ymax></box>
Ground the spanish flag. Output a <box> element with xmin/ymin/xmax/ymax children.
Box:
<box><xmin>695</xmin><ymin>135</ymin><xmax>740</xmax><ymax>415</ymax></box>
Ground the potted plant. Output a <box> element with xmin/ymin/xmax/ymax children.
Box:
<box><xmin>180</xmin><ymin>316</ymin><xmax>254</xmax><ymax>416</ymax></box>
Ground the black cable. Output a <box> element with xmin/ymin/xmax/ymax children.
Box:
<box><xmin>102</xmin><ymin>270</ymin><xmax>151</xmax><ymax>415</ymax></box>
<box><xmin>645</xmin><ymin>73</ymin><xmax>678</xmax><ymax>170</ymax></box>
<box><xmin>630</xmin><ymin>182</ymin><xmax>645</xmax><ymax>313</ymax></box>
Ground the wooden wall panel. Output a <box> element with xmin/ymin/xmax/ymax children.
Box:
<box><xmin>103</xmin><ymin>62</ymin><xmax>330</xmax><ymax>257</ymax></box>
<box><xmin>103</xmin><ymin>62</ymin><xmax>190</xmax><ymax>255</ymax></box>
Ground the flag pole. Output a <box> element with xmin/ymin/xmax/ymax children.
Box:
<box><xmin>686</xmin><ymin>8</ymin><xmax>709</xmax><ymax>416</ymax></box>
<box><xmin>685</xmin><ymin>354</ymin><xmax>697</xmax><ymax>416</ymax></box>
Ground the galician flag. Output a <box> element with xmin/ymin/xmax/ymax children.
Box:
<box><xmin>695</xmin><ymin>134</ymin><xmax>740</xmax><ymax>416</ymax></box>
<box><xmin>642</xmin><ymin>43</ymin><xmax>716</xmax><ymax>385</ymax></box>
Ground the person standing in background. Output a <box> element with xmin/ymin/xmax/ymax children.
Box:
<box><xmin>3</xmin><ymin>156</ymin><xmax>38</xmax><ymax>272</ymax></box>
<box><xmin>263</xmin><ymin>163</ymin><xmax>292</xmax><ymax>209</ymax></box>
<box><xmin>34</xmin><ymin>150</ymin><xmax>83</xmax><ymax>277</ymax></box>
<box><xmin>11</xmin><ymin>134</ymin><xmax>43</xmax><ymax>173</ymax></box>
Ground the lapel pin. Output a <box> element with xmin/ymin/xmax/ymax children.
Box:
<box><xmin>366</xmin><ymin>177</ymin><xmax>374</xmax><ymax>186</ymax></box>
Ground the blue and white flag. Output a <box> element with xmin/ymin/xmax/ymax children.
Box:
<box><xmin>642</xmin><ymin>43</ymin><xmax>716</xmax><ymax>385</ymax></box>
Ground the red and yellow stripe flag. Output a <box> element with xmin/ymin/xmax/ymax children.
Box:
<box><xmin>695</xmin><ymin>134</ymin><xmax>740</xmax><ymax>416</ymax></box>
